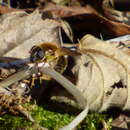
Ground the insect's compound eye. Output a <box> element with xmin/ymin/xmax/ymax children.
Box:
<box><xmin>30</xmin><ymin>46</ymin><xmax>45</xmax><ymax>62</ymax></box>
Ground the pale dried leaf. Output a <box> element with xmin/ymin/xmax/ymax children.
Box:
<box><xmin>72</xmin><ymin>35</ymin><xmax>130</xmax><ymax>112</ymax></box>
<box><xmin>0</xmin><ymin>9</ymin><xmax>69</xmax><ymax>58</ymax></box>
<box><xmin>0</xmin><ymin>11</ymin><xmax>27</xmax><ymax>34</ymax></box>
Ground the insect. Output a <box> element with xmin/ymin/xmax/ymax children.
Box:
<box><xmin>30</xmin><ymin>42</ymin><xmax>80</xmax><ymax>74</ymax></box>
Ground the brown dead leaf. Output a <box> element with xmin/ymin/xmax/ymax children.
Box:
<box><xmin>112</xmin><ymin>114</ymin><xmax>129</xmax><ymax>129</ymax></box>
<box><xmin>42</xmin><ymin>2</ymin><xmax>130</xmax><ymax>39</ymax></box>
<box><xmin>0</xmin><ymin>5</ymin><xmax>20</xmax><ymax>14</ymax></box>
<box><xmin>43</xmin><ymin>3</ymin><xmax>89</xmax><ymax>18</ymax></box>
<box><xmin>103</xmin><ymin>8</ymin><xmax>130</xmax><ymax>24</ymax></box>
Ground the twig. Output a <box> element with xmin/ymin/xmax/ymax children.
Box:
<box><xmin>17</xmin><ymin>104</ymin><xmax>35</xmax><ymax>122</ymax></box>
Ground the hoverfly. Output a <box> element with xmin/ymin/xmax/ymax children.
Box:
<box><xmin>30</xmin><ymin>42</ymin><xmax>80</xmax><ymax>74</ymax></box>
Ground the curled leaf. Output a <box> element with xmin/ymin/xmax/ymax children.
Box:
<box><xmin>72</xmin><ymin>34</ymin><xmax>130</xmax><ymax>111</ymax></box>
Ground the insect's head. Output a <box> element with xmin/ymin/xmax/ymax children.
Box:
<box><xmin>30</xmin><ymin>43</ymin><xmax>59</xmax><ymax>63</ymax></box>
<box><xmin>30</xmin><ymin>45</ymin><xmax>44</xmax><ymax>62</ymax></box>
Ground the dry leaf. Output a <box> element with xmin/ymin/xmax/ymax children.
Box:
<box><xmin>112</xmin><ymin>114</ymin><xmax>130</xmax><ymax>129</ymax></box>
<box><xmin>0</xmin><ymin>9</ymin><xmax>72</xmax><ymax>58</ymax></box>
<box><xmin>52</xmin><ymin>0</ymin><xmax>70</xmax><ymax>5</ymax></box>
<box><xmin>0</xmin><ymin>5</ymin><xmax>20</xmax><ymax>14</ymax></box>
<box><xmin>60</xmin><ymin>33</ymin><xmax>130</xmax><ymax>130</ymax></box>
<box><xmin>42</xmin><ymin>2</ymin><xmax>130</xmax><ymax>39</ymax></box>
<box><xmin>0</xmin><ymin>11</ymin><xmax>27</xmax><ymax>34</ymax></box>
<box><xmin>72</xmin><ymin>34</ymin><xmax>130</xmax><ymax>112</ymax></box>
<box><xmin>103</xmin><ymin>8</ymin><xmax>130</xmax><ymax>24</ymax></box>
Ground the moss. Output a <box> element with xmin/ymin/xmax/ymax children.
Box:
<box><xmin>0</xmin><ymin>101</ymin><xmax>112</xmax><ymax>130</ymax></box>
<box><xmin>0</xmin><ymin>114</ymin><xmax>32</xmax><ymax>130</ymax></box>
<box><xmin>32</xmin><ymin>106</ymin><xmax>73</xmax><ymax>129</ymax></box>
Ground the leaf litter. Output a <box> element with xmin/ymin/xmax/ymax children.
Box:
<box><xmin>1</xmin><ymin>0</ymin><xmax>130</xmax><ymax>130</ymax></box>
